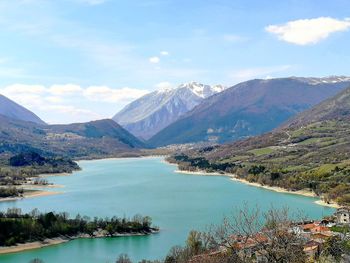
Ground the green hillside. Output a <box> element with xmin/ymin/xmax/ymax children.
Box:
<box><xmin>168</xmin><ymin>87</ymin><xmax>350</xmax><ymax>205</ymax></box>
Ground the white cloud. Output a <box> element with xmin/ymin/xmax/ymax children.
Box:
<box><xmin>149</xmin><ymin>56</ymin><xmax>160</xmax><ymax>64</ymax></box>
<box><xmin>0</xmin><ymin>83</ymin><xmax>147</xmax><ymax>104</ymax></box>
<box><xmin>45</xmin><ymin>105</ymin><xmax>100</xmax><ymax>118</ymax></box>
<box><xmin>160</xmin><ymin>51</ymin><xmax>169</xmax><ymax>56</ymax></box>
<box><xmin>229</xmin><ymin>65</ymin><xmax>292</xmax><ymax>82</ymax></box>
<box><xmin>83</xmin><ymin>86</ymin><xmax>149</xmax><ymax>103</ymax></box>
<box><xmin>0</xmin><ymin>83</ymin><xmax>150</xmax><ymax>123</ymax></box>
<box><xmin>49</xmin><ymin>84</ymin><xmax>83</xmax><ymax>95</ymax></box>
<box><xmin>45</xmin><ymin>96</ymin><xmax>64</xmax><ymax>103</ymax></box>
<box><xmin>155</xmin><ymin>81</ymin><xmax>173</xmax><ymax>90</ymax></box>
<box><xmin>266</xmin><ymin>17</ymin><xmax>350</xmax><ymax>45</ymax></box>
<box><xmin>1</xmin><ymin>84</ymin><xmax>46</xmax><ymax>95</ymax></box>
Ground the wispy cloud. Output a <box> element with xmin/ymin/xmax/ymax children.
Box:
<box><xmin>83</xmin><ymin>86</ymin><xmax>149</xmax><ymax>103</ymax></box>
<box><xmin>229</xmin><ymin>65</ymin><xmax>292</xmax><ymax>82</ymax></box>
<box><xmin>160</xmin><ymin>51</ymin><xmax>169</xmax><ymax>56</ymax></box>
<box><xmin>223</xmin><ymin>34</ymin><xmax>246</xmax><ymax>43</ymax></box>
<box><xmin>76</xmin><ymin>0</ymin><xmax>108</xmax><ymax>5</ymax></box>
<box><xmin>0</xmin><ymin>84</ymin><xmax>148</xmax><ymax>104</ymax></box>
<box><xmin>0</xmin><ymin>84</ymin><xmax>150</xmax><ymax>123</ymax></box>
<box><xmin>51</xmin><ymin>34</ymin><xmax>140</xmax><ymax>71</ymax></box>
<box><xmin>266</xmin><ymin>17</ymin><xmax>350</xmax><ymax>45</ymax></box>
<box><xmin>149</xmin><ymin>56</ymin><xmax>160</xmax><ymax>64</ymax></box>
<box><xmin>49</xmin><ymin>84</ymin><xmax>83</xmax><ymax>95</ymax></box>
<box><xmin>44</xmin><ymin>105</ymin><xmax>102</xmax><ymax>123</ymax></box>
<box><xmin>0</xmin><ymin>1</ymin><xmax>213</xmax><ymax>88</ymax></box>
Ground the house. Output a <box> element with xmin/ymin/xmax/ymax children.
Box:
<box><xmin>334</xmin><ymin>207</ymin><xmax>350</xmax><ymax>225</ymax></box>
<box><xmin>310</xmin><ymin>225</ymin><xmax>330</xmax><ymax>233</ymax></box>
<box><xmin>302</xmin><ymin>223</ymin><xmax>318</xmax><ymax>232</ymax></box>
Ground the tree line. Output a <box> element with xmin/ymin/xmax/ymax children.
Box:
<box><xmin>0</xmin><ymin>208</ymin><xmax>157</xmax><ymax>247</ymax></box>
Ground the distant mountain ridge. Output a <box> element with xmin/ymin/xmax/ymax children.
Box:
<box><xmin>113</xmin><ymin>82</ymin><xmax>226</xmax><ymax>139</ymax></box>
<box><xmin>148</xmin><ymin>76</ymin><xmax>350</xmax><ymax>146</ymax></box>
<box><xmin>49</xmin><ymin>119</ymin><xmax>145</xmax><ymax>149</ymax></box>
<box><xmin>0</xmin><ymin>94</ymin><xmax>46</xmax><ymax>125</ymax></box>
<box><xmin>290</xmin><ymin>76</ymin><xmax>350</xmax><ymax>85</ymax></box>
<box><xmin>0</xmin><ymin>115</ymin><xmax>145</xmax><ymax>158</ymax></box>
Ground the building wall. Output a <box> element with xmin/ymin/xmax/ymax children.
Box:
<box><xmin>336</xmin><ymin>212</ymin><xmax>350</xmax><ymax>224</ymax></box>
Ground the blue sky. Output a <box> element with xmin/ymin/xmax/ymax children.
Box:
<box><xmin>0</xmin><ymin>0</ymin><xmax>349</xmax><ymax>123</ymax></box>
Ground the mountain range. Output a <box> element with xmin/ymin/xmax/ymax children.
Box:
<box><xmin>1</xmin><ymin>76</ymin><xmax>350</xmax><ymax>160</ymax></box>
<box><xmin>0</xmin><ymin>93</ymin><xmax>146</xmax><ymax>158</ymax></box>
<box><xmin>148</xmin><ymin>76</ymin><xmax>350</xmax><ymax>146</ymax></box>
<box><xmin>0</xmin><ymin>94</ymin><xmax>46</xmax><ymax>125</ymax></box>
<box><xmin>113</xmin><ymin>82</ymin><xmax>225</xmax><ymax>140</ymax></box>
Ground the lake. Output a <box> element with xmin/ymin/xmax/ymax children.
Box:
<box><xmin>0</xmin><ymin>157</ymin><xmax>335</xmax><ymax>262</ymax></box>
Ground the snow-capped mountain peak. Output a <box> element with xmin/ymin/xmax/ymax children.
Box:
<box><xmin>177</xmin><ymin>81</ymin><xmax>226</xmax><ymax>98</ymax></box>
<box><xmin>291</xmin><ymin>76</ymin><xmax>350</xmax><ymax>85</ymax></box>
<box><xmin>113</xmin><ymin>81</ymin><xmax>226</xmax><ymax>139</ymax></box>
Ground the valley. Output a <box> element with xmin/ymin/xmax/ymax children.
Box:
<box><xmin>0</xmin><ymin>72</ymin><xmax>350</xmax><ymax>263</ymax></box>
<box><xmin>0</xmin><ymin>157</ymin><xmax>333</xmax><ymax>262</ymax></box>
<box><xmin>1</xmin><ymin>79</ymin><xmax>350</xmax><ymax>262</ymax></box>
<box><xmin>2</xmin><ymin>1</ymin><xmax>350</xmax><ymax>261</ymax></box>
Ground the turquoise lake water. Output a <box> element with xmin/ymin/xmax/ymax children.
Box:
<box><xmin>0</xmin><ymin>157</ymin><xmax>335</xmax><ymax>262</ymax></box>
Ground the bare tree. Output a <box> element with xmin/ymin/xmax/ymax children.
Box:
<box><xmin>200</xmin><ymin>206</ymin><xmax>307</xmax><ymax>263</ymax></box>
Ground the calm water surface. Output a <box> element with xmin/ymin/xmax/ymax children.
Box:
<box><xmin>0</xmin><ymin>157</ymin><xmax>334</xmax><ymax>262</ymax></box>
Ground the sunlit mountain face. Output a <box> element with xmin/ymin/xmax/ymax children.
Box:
<box><xmin>113</xmin><ymin>82</ymin><xmax>226</xmax><ymax>140</ymax></box>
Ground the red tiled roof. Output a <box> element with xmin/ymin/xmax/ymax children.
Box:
<box><xmin>302</xmin><ymin>223</ymin><xmax>317</xmax><ymax>230</ymax></box>
<box><xmin>310</xmin><ymin>226</ymin><xmax>329</xmax><ymax>233</ymax></box>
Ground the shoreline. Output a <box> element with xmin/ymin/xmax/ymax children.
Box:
<box><xmin>0</xmin><ymin>190</ymin><xmax>62</xmax><ymax>202</ymax></box>
<box><xmin>37</xmin><ymin>172</ymin><xmax>71</xmax><ymax>178</ymax></box>
<box><xmin>0</xmin><ymin>170</ymin><xmax>72</xmax><ymax>203</ymax></box>
<box><xmin>21</xmin><ymin>184</ymin><xmax>64</xmax><ymax>189</ymax></box>
<box><xmin>0</xmin><ymin>157</ymin><xmax>340</xmax><ymax>208</ymax></box>
<box><xmin>0</xmin><ymin>238</ymin><xmax>69</xmax><ymax>254</ymax></box>
<box><xmin>174</xmin><ymin>168</ymin><xmax>340</xmax><ymax>208</ymax></box>
<box><xmin>0</xmin><ymin>230</ymin><xmax>159</xmax><ymax>255</ymax></box>
<box><xmin>314</xmin><ymin>200</ymin><xmax>340</xmax><ymax>208</ymax></box>
<box><xmin>77</xmin><ymin>155</ymin><xmax>166</xmax><ymax>163</ymax></box>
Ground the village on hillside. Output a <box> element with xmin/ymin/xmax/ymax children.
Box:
<box><xmin>190</xmin><ymin>208</ymin><xmax>350</xmax><ymax>263</ymax></box>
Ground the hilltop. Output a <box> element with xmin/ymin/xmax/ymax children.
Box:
<box><xmin>0</xmin><ymin>116</ymin><xmax>145</xmax><ymax>159</ymax></box>
<box><xmin>0</xmin><ymin>94</ymin><xmax>45</xmax><ymax>125</ymax></box>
